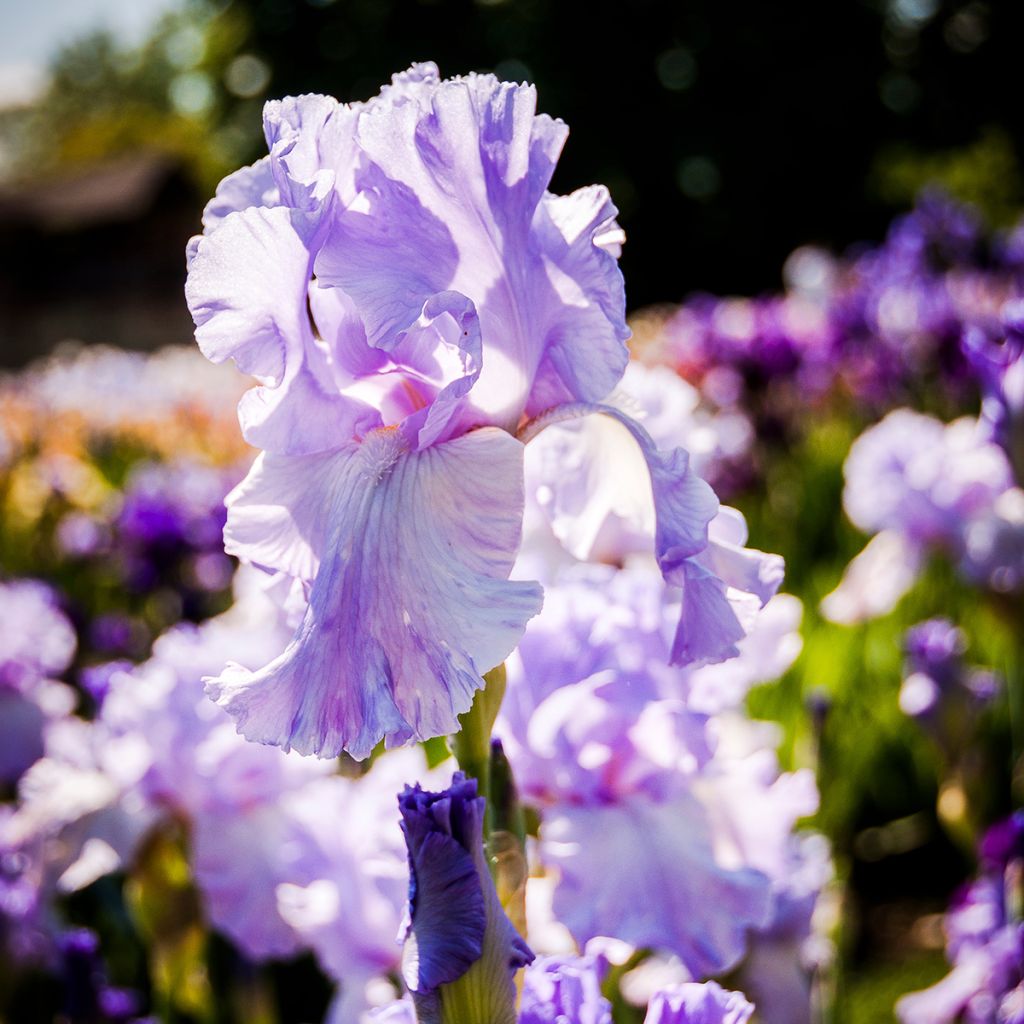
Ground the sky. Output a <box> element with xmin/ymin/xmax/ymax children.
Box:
<box><xmin>0</xmin><ymin>0</ymin><xmax>180</xmax><ymax>105</ymax></box>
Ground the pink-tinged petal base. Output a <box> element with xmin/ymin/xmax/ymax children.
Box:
<box><xmin>209</xmin><ymin>427</ymin><xmax>542</xmax><ymax>759</ymax></box>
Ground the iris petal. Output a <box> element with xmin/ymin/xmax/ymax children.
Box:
<box><xmin>208</xmin><ymin>427</ymin><xmax>542</xmax><ymax>759</ymax></box>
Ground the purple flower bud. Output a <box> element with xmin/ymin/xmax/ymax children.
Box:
<box><xmin>398</xmin><ymin>773</ymin><xmax>532</xmax><ymax>1024</ymax></box>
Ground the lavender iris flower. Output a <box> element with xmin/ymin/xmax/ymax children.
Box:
<box><xmin>518</xmin><ymin>954</ymin><xmax>612</xmax><ymax>1024</ymax></box>
<box><xmin>822</xmin><ymin>409</ymin><xmax>1024</xmax><ymax>622</ymax></box>
<box><xmin>186</xmin><ymin>64</ymin><xmax>749</xmax><ymax>760</ymax></box>
<box><xmin>497</xmin><ymin>568</ymin><xmax>822</xmax><ymax>983</ymax></box>
<box><xmin>398</xmin><ymin>773</ymin><xmax>533</xmax><ymax>1024</ymax></box>
<box><xmin>643</xmin><ymin>982</ymin><xmax>754</xmax><ymax>1024</ymax></box>
<box><xmin>0</xmin><ymin>579</ymin><xmax>76</xmax><ymax>692</ymax></box>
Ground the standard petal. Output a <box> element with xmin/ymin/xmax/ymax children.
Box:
<box><xmin>208</xmin><ymin>427</ymin><xmax>543</xmax><ymax>759</ymax></box>
<box><xmin>199</xmin><ymin>155</ymin><xmax>279</xmax><ymax>234</ymax></box>
<box><xmin>527</xmin><ymin>185</ymin><xmax>630</xmax><ymax>414</ymax></box>
<box><xmin>186</xmin><ymin>205</ymin><xmax>305</xmax><ymax>379</ymax></box>
<box><xmin>263</xmin><ymin>93</ymin><xmax>354</xmax><ymax>220</ymax></box>
<box><xmin>186</xmin><ymin>204</ymin><xmax>380</xmax><ymax>454</ymax></box>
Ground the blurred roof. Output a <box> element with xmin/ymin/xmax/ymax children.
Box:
<box><xmin>0</xmin><ymin>152</ymin><xmax>180</xmax><ymax>231</ymax></box>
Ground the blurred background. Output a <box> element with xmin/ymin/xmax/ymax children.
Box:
<box><xmin>2</xmin><ymin>2</ymin><xmax>1023</xmax><ymax>1022</ymax></box>
<box><xmin>1</xmin><ymin>0</ymin><xmax>1022</xmax><ymax>366</ymax></box>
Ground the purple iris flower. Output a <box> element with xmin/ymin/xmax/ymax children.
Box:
<box><xmin>643</xmin><ymin>982</ymin><xmax>754</xmax><ymax>1024</ymax></box>
<box><xmin>59</xmin><ymin>928</ymin><xmax>146</xmax><ymax>1024</ymax></box>
<box><xmin>186</xmin><ymin>64</ymin><xmax>749</xmax><ymax>760</ymax></box>
<box><xmin>963</xmin><ymin>302</ymin><xmax>1024</xmax><ymax>483</ymax></box>
<box><xmin>897</xmin><ymin>813</ymin><xmax>1024</xmax><ymax>1024</ymax></box>
<box><xmin>519</xmin><ymin>954</ymin><xmax>612</xmax><ymax>1024</ymax></box>
<box><xmin>899</xmin><ymin>618</ymin><xmax>999</xmax><ymax>729</ymax></box>
<box><xmin>398</xmin><ymin>773</ymin><xmax>533</xmax><ymax>1024</ymax></box>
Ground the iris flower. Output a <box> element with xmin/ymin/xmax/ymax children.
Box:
<box><xmin>186</xmin><ymin>64</ymin><xmax>757</xmax><ymax>759</ymax></box>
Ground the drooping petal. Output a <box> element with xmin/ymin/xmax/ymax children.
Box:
<box><xmin>208</xmin><ymin>427</ymin><xmax>543</xmax><ymax>759</ymax></box>
<box><xmin>523</xmin><ymin>402</ymin><xmax>768</xmax><ymax>665</ymax></box>
<box><xmin>190</xmin><ymin>805</ymin><xmax>307</xmax><ymax>960</ymax></box>
<box><xmin>523</xmin><ymin>402</ymin><xmax>719</xmax><ymax>571</ymax></box>
<box><xmin>542</xmin><ymin>795</ymin><xmax>772</xmax><ymax>978</ymax></box>
<box><xmin>700</xmin><ymin>507</ymin><xmax>785</xmax><ymax>607</ymax></box>
<box><xmin>672</xmin><ymin>559</ymin><xmax>754</xmax><ymax>666</ymax></box>
<box><xmin>820</xmin><ymin>529</ymin><xmax>923</xmax><ymax>624</ymax></box>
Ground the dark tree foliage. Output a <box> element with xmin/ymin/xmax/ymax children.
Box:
<box><xmin>229</xmin><ymin>0</ymin><xmax>1024</xmax><ymax>306</ymax></box>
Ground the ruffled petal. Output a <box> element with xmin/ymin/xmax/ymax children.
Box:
<box><xmin>185</xmin><ymin>204</ymin><xmax>380</xmax><ymax>454</ymax></box>
<box><xmin>208</xmin><ymin>427</ymin><xmax>543</xmax><ymax>759</ymax></box>
<box><xmin>263</xmin><ymin>94</ymin><xmax>354</xmax><ymax>221</ymax></box>
<box><xmin>223</xmin><ymin>450</ymin><xmax>342</xmax><ymax>582</ymax></box>
<box><xmin>199</xmin><ymin>156</ymin><xmax>279</xmax><ymax>234</ymax></box>
<box><xmin>527</xmin><ymin>186</ymin><xmax>630</xmax><ymax>414</ymax></box>
<box><xmin>644</xmin><ymin>982</ymin><xmax>755</xmax><ymax>1024</ymax></box>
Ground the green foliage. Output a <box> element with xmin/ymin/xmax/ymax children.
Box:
<box><xmin>873</xmin><ymin>128</ymin><xmax>1024</xmax><ymax>227</ymax></box>
<box><xmin>1</xmin><ymin>2</ymin><xmax>259</xmax><ymax>193</ymax></box>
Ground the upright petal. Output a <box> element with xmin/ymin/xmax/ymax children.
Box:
<box><xmin>644</xmin><ymin>982</ymin><xmax>755</xmax><ymax>1024</ymax></box>
<box><xmin>186</xmin><ymin>204</ymin><xmax>381</xmax><ymax>454</ymax></box>
<box><xmin>527</xmin><ymin>186</ymin><xmax>631</xmax><ymax>414</ymax></box>
<box><xmin>208</xmin><ymin>427</ymin><xmax>543</xmax><ymax>759</ymax></box>
<box><xmin>199</xmin><ymin>156</ymin><xmax>279</xmax><ymax>234</ymax></box>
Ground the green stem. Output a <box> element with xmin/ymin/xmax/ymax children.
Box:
<box><xmin>452</xmin><ymin>664</ymin><xmax>507</xmax><ymax>836</ymax></box>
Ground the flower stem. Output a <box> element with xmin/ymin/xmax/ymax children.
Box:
<box><xmin>452</xmin><ymin>664</ymin><xmax>507</xmax><ymax>836</ymax></box>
